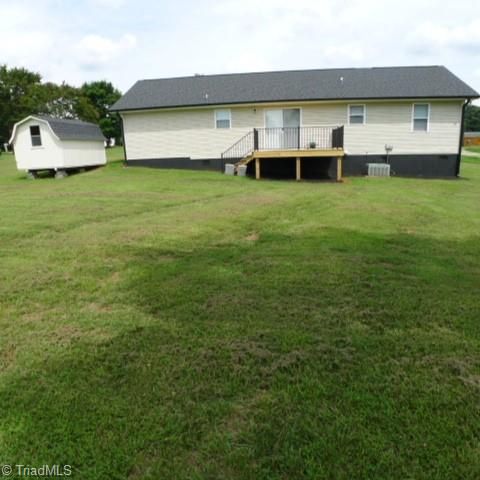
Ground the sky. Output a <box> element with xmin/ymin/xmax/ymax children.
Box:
<box><xmin>2</xmin><ymin>0</ymin><xmax>480</xmax><ymax>102</ymax></box>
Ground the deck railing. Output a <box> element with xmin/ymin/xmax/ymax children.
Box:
<box><xmin>220</xmin><ymin>131</ymin><xmax>254</xmax><ymax>161</ymax></box>
<box><xmin>221</xmin><ymin>126</ymin><xmax>344</xmax><ymax>160</ymax></box>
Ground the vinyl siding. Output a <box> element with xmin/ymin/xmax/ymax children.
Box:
<box><xmin>342</xmin><ymin>101</ymin><xmax>462</xmax><ymax>154</ymax></box>
<box><xmin>123</xmin><ymin>107</ymin><xmax>263</xmax><ymax>160</ymax></box>
<box><xmin>122</xmin><ymin>100</ymin><xmax>463</xmax><ymax>160</ymax></box>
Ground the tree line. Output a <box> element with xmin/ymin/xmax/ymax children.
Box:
<box><xmin>0</xmin><ymin>65</ymin><xmax>122</xmax><ymax>146</ymax></box>
<box><xmin>465</xmin><ymin>104</ymin><xmax>480</xmax><ymax>132</ymax></box>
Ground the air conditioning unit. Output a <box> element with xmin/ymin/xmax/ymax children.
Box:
<box><xmin>367</xmin><ymin>163</ymin><xmax>390</xmax><ymax>177</ymax></box>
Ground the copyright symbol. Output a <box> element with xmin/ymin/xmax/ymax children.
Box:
<box><xmin>1</xmin><ymin>465</ymin><xmax>12</xmax><ymax>476</ymax></box>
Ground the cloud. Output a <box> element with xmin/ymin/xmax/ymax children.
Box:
<box><xmin>89</xmin><ymin>0</ymin><xmax>126</xmax><ymax>7</ymax></box>
<box><xmin>0</xmin><ymin>0</ymin><xmax>479</xmax><ymax>96</ymax></box>
<box><xmin>408</xmin><ymin>20</ymin><xmax>480</xmax><ymax>54</ymax></box>
<box><xmin>322</xmin><ymin>44</ymin><xmax>366</xmax><ymax>63</ymax></box>
<box><xmin>76</xmin><ymin>34</ymin><xmax>137</xmax><ymax>69</ymax></box>
<box><xmin>3</xmin><ymin>31</ymin><xmax>54</xmax><ymax>66</ymax></box>
<box><xmin>0</xmin><ymin>3</ymin><xmax>57</xmax><ymax>76</ymax></box>
<box><xmin>224</xmin><ymin>52</ymin><xmax>273</xmax><ymax>74</ymax></box>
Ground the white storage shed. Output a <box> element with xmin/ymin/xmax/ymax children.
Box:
<box><xmin>9</xmin><ymin>115</ymin><xmax>106</xmax><ymax>178</ymax></box>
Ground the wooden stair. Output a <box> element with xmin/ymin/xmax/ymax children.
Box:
<box><xmin>234</xmin><ymin>153</ymin><xmax>255</xmax><ymax>172</ymax></box>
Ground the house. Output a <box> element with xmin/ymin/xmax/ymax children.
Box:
<box><xmin>9</xmin><ymin>115</ymin><xmax>106</xmax><ymax>178</ymax></box>
<box><xmin>111</xmin><ymin>66</ymin><xmax>479</xmax><ymax>180</ymax></box>
<box><xmin>463</xmin><ymin>131</ymin><xmax>480</xmax><ymax>146</ymax></box>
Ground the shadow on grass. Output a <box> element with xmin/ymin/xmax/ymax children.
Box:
<box><xmin>16</xmin><ymin>166</ymin><xmax>106</xmax><ymax>182</ymax></box>
<box><xmin>0</xmin><ymin>229</ymin><xmax>479</xmax><ymax>479</ymax></box>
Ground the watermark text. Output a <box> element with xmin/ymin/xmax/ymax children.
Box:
<box><xmin>1</xmin><ymin>464</ymin><xmax>72</xmax><ymax>477</ymax></box>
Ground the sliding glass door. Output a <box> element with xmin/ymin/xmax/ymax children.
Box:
<box><xmin>265</xmin><ymin>110</ymin><xmax>283</xmax><ymax>149</ymax></box>
<box><xmin>265</xmin><ymin>108</ymin><xmax>300</xmax><ymax>149</ymax></box>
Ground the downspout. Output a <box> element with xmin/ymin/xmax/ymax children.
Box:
<box><xmin>456</xmin><ymin>99</ymin><xmax>469</xmax><ymax>177</ymax></box>
<box><xmin>120</xmin><ymin>114</ymin><xmax>128</xmax><ymax>167</ymax></box>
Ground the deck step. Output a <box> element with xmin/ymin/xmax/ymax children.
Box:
<box><xmin>235</xmin><ymin>154</ymin><xmax>254</xmax><ymax>167</ymax></box>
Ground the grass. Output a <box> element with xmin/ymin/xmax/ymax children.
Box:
<box><xmin>0</xmin><ymin>147</ymin><xmax>479</xmax><ymax>479</ymax></box>
<box><xmin>464</xmin><ymin>145</ymin><xmax>480</xmax><ymax>154</ymax></box>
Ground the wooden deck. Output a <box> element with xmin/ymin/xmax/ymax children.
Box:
<box><xmin>253</xmin><ymin>148</ymin><xmax>344</xmax><ymax>159</ymax></box>
<box><xmin>238</xmin><ymin>148</ymin><xmax>344</xmax><ymax>181</ymax></box>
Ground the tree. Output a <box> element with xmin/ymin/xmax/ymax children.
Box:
<box><xmin>0</xmin><ymin>65</ymin><xmax>43</xmax><ymax>144</ymax></box>
<box><xmin>0</xmin><ymin>65</ymin><xmax>123</xmax><ymax>147</ymax></box>
<box><xmin>81</xmin><ymin>81</ymin><xmax>122</xmax><ymax>143</ymax></box>
<box><xmin>0</xmin><ymin>65</ymin><xmax>101</xmax><ymax>145</ymax></box>
<box><xmin>464</xmin><ymin>104</ymin><xmax>480</xmax><ymax>132</ymax></box>
<box><xmin>34</xmin><ymin>82</ymin><xmax>98</xmax><ymax>122</ymax></box>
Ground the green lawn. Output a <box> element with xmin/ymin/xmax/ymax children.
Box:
<box><xmin>0</xmin><ymin>148</ymin><xmax>479</xmax><ymax>479</ymax></box>
<box><xmin>465</xmin><ymin>145</ymin><xmax>480</xmax><ymax>154</ymax></box>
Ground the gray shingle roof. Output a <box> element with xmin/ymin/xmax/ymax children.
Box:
<box><xmin>36</xmin><ymin>116</ymin><xmax>105</xmax><ymax>142</ymax></box>
<box><xmin>464</xmin><ymin>132</ymin><xmax>480</xmax><ymax>137</ymax></box>
<box><xmin>111</xmin><ymin>66</ymin><xmax>479</xmax><ymax>112</ymax></box>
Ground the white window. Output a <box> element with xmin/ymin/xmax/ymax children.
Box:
<box><xmin>215</xmin><ymin>109</ymin><xmax>231</xmax><ymax>129</ymax></box>
<box><xmin>348</xmin><ymin>105</ymin><xmax>366</xmax><ymax>124</ymax></box>
<box><xmin>412</xmin><ymin>103</ymin><xmax>429</xmax><ymax>131</ymax></box>
<box><xmin>30</xmin><ymin>125</ymin><xmax>42</xmax><ymax>146</ymax></box>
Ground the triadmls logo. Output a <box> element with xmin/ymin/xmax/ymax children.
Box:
<box><xmin>1</xmin><ymin>464</ymin><xmax>73</xmax><ymax>477</ymax></box>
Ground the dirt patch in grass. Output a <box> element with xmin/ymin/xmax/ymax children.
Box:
<box><xmin>315</xmin><ymin>341</ymin><xmax>357</xmax><ymax>372</ymax></box>
<box><xmin>245</xmin><ymin>232</ymin><xmax>260</xmax><ymax>242</ymax></box>
<box><xmin>21</xmin><ymin>307</ymin><xmax>67</xmax><ymax>325</ymax></box>
<box><xmin>443</xmin><ymin>357</ymin><xmax>480</xmax><ymax>390</ymax></box>
<box><xmin>84</xmin><ymin>302</ymin><xmax>113</xmax><ymax>314</ymax></box>
<box><xmin>107</xmin><ymin>271</ymin><xmax>122</xmax><ymax>284</ymax></box>
<box><xmin>413</xmin><ymin>354</ymin><xmax>480</xmax><ymax>390</ymax></box>
<box><xmin>222</xmin><ymin>389</ymin><xmax>271</xmax><ymax>440</ymax></box>
<box><xmin>229</xmin><ymin>339</ymin><xmax>274</xmax><ymax>365</ymax></box>
<box><xmin>0</xmin><ymin>344</ymin><xmax>17</xmax><ymax>372</ymax></box>
<box><xmin>198</xmin><ymin>338</ymin><xmax>313</xmax><ymax>388</ymax></box>
<box><xmin>52</xmin><ymin>324</ymin><xmax>114</xmax><ymax>346</ymax></box>
<box><xmin>52</xmin><ymin>325</ymin><xmax>84</xmax><ymax>346</ymax></box>
<box><xmin>261</xmin><ymin>349</ymin><xmax>308</xmax><ymax>377</ymax></box>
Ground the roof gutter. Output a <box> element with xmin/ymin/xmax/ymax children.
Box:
<box><xmin>119</xmin><ymin>114</ymin><xmax>128</xmax><ymax>165</ymax></box>
<box><xmin>456</xmin><ymin>99</ymin><xmax>470</xmax><ymax>177</ymax></box>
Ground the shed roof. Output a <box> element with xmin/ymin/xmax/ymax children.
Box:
<box><xmin>111</xmin><ymin>65</ymin><xmax>479</xmax><ymax>112</ymax></box>
<box><xmin>9</xmin><ymin>115</ymin><xmax>105</xmax><ymax>144</ymax></box>
<box><xmin>464</xmin><ymin>131</ymin><xmax>480</xmax><ymax>137</ymax></box>
<box><xmin>35</xmin><ymin>116</ymin><xmax>105</xmax><ymax>141</ymax></box>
